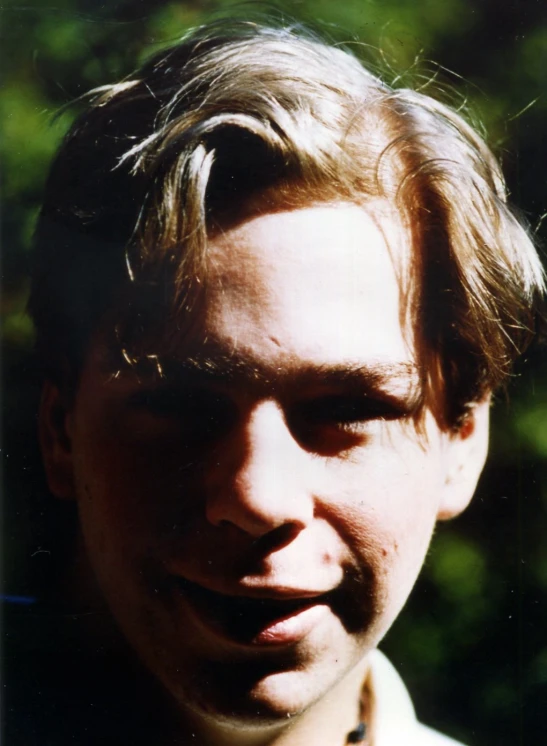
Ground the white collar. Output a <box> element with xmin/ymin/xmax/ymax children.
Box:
<box><xmin>365</xmin><ymin>650</ymin><xmax>465</xmax><ymax>746</ymax></box>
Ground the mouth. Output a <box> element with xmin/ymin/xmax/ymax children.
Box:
<box><xmin>175</xmin><ymin>578</ymin><xmax>332</xmax><ymax>647</ymax></box>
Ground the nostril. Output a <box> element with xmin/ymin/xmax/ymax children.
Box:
<box><xmin>249</xmin><ymin>522</ymin><xmax>303</xmax><ymax>555</ymax></box>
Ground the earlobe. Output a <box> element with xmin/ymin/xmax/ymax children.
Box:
<box><xmin>437</xmin><ymin>397</ymin><xmax>491</xmax><ymax>521</ymax></box>
<box><xmin>39</xmin><ymin>381</ymin><xmax>76</xmax><ymax>500</ymax></box>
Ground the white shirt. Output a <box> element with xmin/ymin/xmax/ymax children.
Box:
<box><xmin>367</xmin><ymin>650</ymin><xmax>466</xmax><ymax>746</ymax></box>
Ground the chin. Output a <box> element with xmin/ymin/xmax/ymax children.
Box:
<box><xmin>172</xmin><ymin>663</ymin><xmax>330</xmax><ymax>730</ymax></box>
<box><xmin>150</xmin><ymin>625</ymin><xmax>367</xmax><ymax>735</ymax></box>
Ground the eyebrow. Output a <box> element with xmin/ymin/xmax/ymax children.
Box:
<box><xmin>127</xmin><ymin>340</ymin><xmax>424</xmax><ymax>408</ymax></box>
<box><xmin>179</xmin><ymin>354</ymin><xmax>418</xmax><ymax>388</ymax></box>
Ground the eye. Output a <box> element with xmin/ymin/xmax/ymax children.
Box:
<box><xmin>290</xmin><ymin>395</ymin><xmax>403</xmax><ymax>452</ymax></box>
<box><xmin>128</xmin><ymin>387</ymin><xmax>237</xmax><ymax>446</ymax></box>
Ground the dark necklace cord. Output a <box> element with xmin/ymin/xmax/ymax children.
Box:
<box><xmin>346</xmin><ymin>683</ymin><xmax>370</xmax><ymax>744</ymax></box>
<box><xmin>346</xmin><ymin>720</ymin><xmax>367</xmax><ymax>743</ymax></box>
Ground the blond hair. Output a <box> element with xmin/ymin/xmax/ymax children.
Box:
<box><xmin>29</xmin><ymin>21</ymin><xmax>544</xmax><ymax>426</ymax></box>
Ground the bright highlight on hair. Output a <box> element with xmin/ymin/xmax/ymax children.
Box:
<box><xmin>29</xmin><ymin>21</ymin><xmax>545</xmax><ymax>427</ymax></box>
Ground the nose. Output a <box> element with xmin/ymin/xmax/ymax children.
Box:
<box><xmin>205</xmin><ymin>400</ymin><xmax>314</xmax><ymax>538</ymax></box>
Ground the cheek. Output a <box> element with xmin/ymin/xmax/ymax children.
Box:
<box><xmin>70</xmin><ymin>431</ymin><xmax>186</xmax><ymax>641</ymax></box>
<box><xmin>321</xmin><ymin>445</ymin><xmax>443</xmax><ymax>605</ymax></box>
<box><xmin>71</xmin><ymin>421</ymin><xmax>183</xmax><ymax>556</ymax></box>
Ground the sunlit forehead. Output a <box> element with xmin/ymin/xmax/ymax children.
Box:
<box><xmin>205</xmin><ymin>201</ymin><xmax>415</xmax><ymax>366</ymax></box>
<box><xmin>96</xmin><ymin>201</ymin><xmax>418</xmax><ymax>401</ymax></box>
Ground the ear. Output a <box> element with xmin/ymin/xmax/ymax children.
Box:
<box><xmin>437</xmin><ymin>397</ymin><xmax>491</xmax><ymax>520</ymax></box>
<box><xmin>39</xmin><ymin>380</ymin><xmax>76</xmax><ymax>500</ymax></box>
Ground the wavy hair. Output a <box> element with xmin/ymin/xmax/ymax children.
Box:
<box><xmin>29</xmin><ymin>21</ymin><xmax>545</xmax><ymax>427</ymax></box>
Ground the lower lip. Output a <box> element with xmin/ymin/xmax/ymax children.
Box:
<box><xmin>176</xmin><ymin>581</ymin><xmax>330</xmax><ymax>647</ymax></box>
<box><xmin>252</xmin><ymin>603</ymin><xmax>329</xmax><ymax>645</ymax></box>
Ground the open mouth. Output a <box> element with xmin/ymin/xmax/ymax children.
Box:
<box><xmin>175</xmin><ymin>578</ymin><xmax>330</xmax><ymax>646</ymax></box>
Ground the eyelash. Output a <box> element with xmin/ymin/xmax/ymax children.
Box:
<box><xmin>290</xmin><ymin>395</ymin><xmax>403</xmax><ymax>442</ymax></box>
<box><xmin>297</xmin><ymin>395</ymin><xmax>400</xmax><ymax>424</ymax></box>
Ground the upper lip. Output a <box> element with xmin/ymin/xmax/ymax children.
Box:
<box><xmin>173</xmin><ymin>577</ymin><xmax>335</xmax><ymax>646</ymax></box>
<box><xmin>174</xmin><ymin>577</ymin><xmax>332</xmax><ymax>602</ymax></box>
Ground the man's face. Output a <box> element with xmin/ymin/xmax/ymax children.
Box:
<box><xmin>45</xmin><ymin>202</ymin><xmax>485</xmax><ymax>731</ymax></box>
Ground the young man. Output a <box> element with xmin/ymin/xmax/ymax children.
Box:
<box><xmin>20</xmin><ymin>20</ymin><xmax>543</xmax><ymax>746</ymax></box>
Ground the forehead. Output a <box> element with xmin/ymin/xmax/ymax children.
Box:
<box><xmin>204</xmin><ymin>201</ymin><xmax>414</xmax><ymax>366</ymax></box>
<box><xmin>99</xmin><ymin>201</ymin><xmax>419</xmax><ymax>398</ymax></box>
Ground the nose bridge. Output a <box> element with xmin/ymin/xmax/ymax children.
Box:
<box><xmin>205</xmin><ymin>400</ymin><xmax>313</xmax><ymax>536</ymax></box>
<box><xmin>240</xmin><ymin>401</ymin><xmax>295</xmax><ymax>492</ymax></box>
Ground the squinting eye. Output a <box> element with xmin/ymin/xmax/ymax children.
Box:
<box><xmin>290</xmin><ymin>395</ymin><xmax>402</xmax><ymax>452</ymax></box>
<box><xmin>300</xmin><ymin>395</ymin><xmax>400</xmax><ymax>425</ymax></box>
<box><xmin>128</xmin><ymin>388</ymin><xmax>236</xmax><ymax>445</ymax></box>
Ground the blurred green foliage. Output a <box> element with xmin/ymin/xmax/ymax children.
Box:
<box><xmin>1</xmin><ymin>1</ymin><xmax>546</xmax><ymax>744</ymax></box>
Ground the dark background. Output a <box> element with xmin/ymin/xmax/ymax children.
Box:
<box><xmin>1</xmin><ymin>1</ymin><xmax>546</xmax><ymax>744</ymax></box>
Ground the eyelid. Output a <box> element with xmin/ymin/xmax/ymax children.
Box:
<box><xmin>127</xmin><ymin>387</ymin><xmax>185</xmax><ymax>412</ymax></box>
<box><xmin>294</xmin><ymin>393</ymin><xmax>409</xmax><ymax>422</ymax></box>
<box><xmin>124</xmin><ymin>386</ymin><xmax>239</xmax><ymax>450</ymax></box>
<box><xmin>284</xmin><ymin>394</ymin><xmax>409</xmax><ymax>454</ymax></box>
<box><xmin>126</xmin><ymin>386</ymin><xmax>232</xmax><ymax>416</ymax></box>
